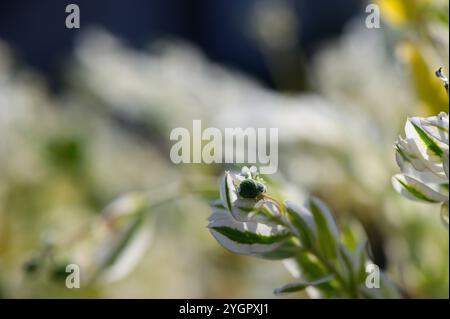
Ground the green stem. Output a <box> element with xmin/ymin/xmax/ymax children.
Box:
<box><xmin>310</xmin><ymin>249</ymin><xmax>359</xmax><ymax>298</ymax></box>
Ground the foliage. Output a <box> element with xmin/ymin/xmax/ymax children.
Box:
<box><xmin>208</xmin><ymin>167</ymin><xmax>400</xmax><ymax>298</ymax></box>
<box><xmin>392</xmin><ymin>70</ymin><xmax>449</xmax><ymax>227</ymax></box>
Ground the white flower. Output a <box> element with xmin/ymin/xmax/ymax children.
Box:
<box><xmin>392</xmin><ymin>112</ymin><xmax>449</xmax><ymax>226</ymax></box>
<box><xmin>208</xmin><ymin>171</ymin><xmax>296</xmax><ymax>258</ymax></box>
<box><xmin>240</xmin><ymin>165</ymin><xmax>259</xmax><ymax>178</ymax></box>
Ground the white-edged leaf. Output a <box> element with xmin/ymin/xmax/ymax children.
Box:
<box><xmin>305</xmin><ymin>197</ymin><xmax>339</xmax><ymax>259</ymax></box>
<box><xmin>274</xmin><ymin>274</ymin><xmax>334</xmax><ymax>295</ymax></box>
<box><xmin>406</xmin><ymin>118</ymin><xmax>444</xmax><ymax>159</ymax></box>
<box><xmin>208</xmin><ymin>207</ymin><xmax>290</xmax><ymax>255</ymax></box>
<box><xmin>220</xmin><ymin>171</ymin><xmax>237</xmax><ymax>212</ymax></box>
<box><xmin>230</xmin><ymin>198</ymin><xmax>259</xmax><ymax>222</ymax></box>
<box><xmin>257</xmin><ymin>238</ymin><xmax>300</xmax><ymax>260</ymax></box>
<box><xmin>90</xmin><ymin>213</ymin><xmax>153</xmax><ymax>283</ymax></box>
<box><xmin>285</xmin><ymin>200</ymin><xmax>316</xmax><ymax>249</ymax></box>
<box><xmin>420</xmin><ymin>113</ymin><xmax>449</xmax><ymax>146</ymax></box>
<box><xmin>231</xmin><ymin>198</ymin><xmax>282</xmax><ymax>224</ymax></box>
<box><xmin>395</xmin><ymin>144</ymin><xmax>447</xmax><ymax>184</ymax></box>
<box><xmin>392</xmin><ymin>174</ymin><xmax>447</xmax><ymax>203</ymax></box>
<box><xmin>396</xmin><ymin>135</ymin><xmax>445</xmax><ymax>180</ymax></box>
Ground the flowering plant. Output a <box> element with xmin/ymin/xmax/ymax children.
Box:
<box><xmin>208</xmin><ymin>167</ymin><xmax>398</xmax><ymax>298</ymax></box>
<box><xmin>392</xmin><ymin>69</ymin><xmax>449</xmax><ymax>227</ymax></box>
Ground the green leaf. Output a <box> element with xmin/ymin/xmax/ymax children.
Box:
<box><xmin>285</xmin><ymin>201</ymin><xmax>316</xmax><ymax>249</ymax></box>
<box><xmin>337</xmin><ymin>246</ymin><xmax>356</xmax><ymax>293</ymax></box>
<box><xmin>257</xmin><ymin>238</ymin><xmax>300</xmax><ymax>260</ymax></box>
<box><xmin>296</xmin><ymin>252</ymin><xmax>337</xmax><ymax>295</ymax></box>
<box><xmin>210</xmin><ymin>226</ymin><xmax>290</xmax><ymax>245</ymax></box>
<box><xmin>274</xmin><ymin>274</ymin><xmax>334</xmax><ymax>295</ymax></box>
<box><xmin>354</xmin><ymin>240</ymin><xmax>369</xmax><ymax>283</ymax></box>
<box><xmin>420</xmin><ymin>113</ymin><xmax>449</xmax><ymax>145</ymax></box>
<box><xmin>209</xmin><ymin>207</ymin><xmax>291</xmax><ymax>255</ymax></box>
<box><xmin>306</xmin><ymin>197</ymin><xmax>339</xmax><ymax>260</ymax></box>
<box><xmin>411</xmin><ymin>121</ymin><xmax>444</xmax><ymax>158</ymax></box>
<box><xmin>220</xmin><ymin>172</ymin><xmax>237</xmax><ymax>212</ymax></box>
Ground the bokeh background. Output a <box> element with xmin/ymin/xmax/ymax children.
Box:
<box><xmin>0</xmin><ymin>0</ymin><xmax>448</xmax><ymax>298</ymax></box>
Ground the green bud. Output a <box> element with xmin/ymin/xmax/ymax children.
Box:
<box><xmin>237</xmin><ymin>179</ymin><xmax>266</xmax><ymax>199</ymax></box>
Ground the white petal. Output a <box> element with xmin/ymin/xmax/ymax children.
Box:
<box><xmin>249</xmin><ymin>165</ymin><xmax>258</xmax><ymax>174</ymax></box>
<box><xmin>240</xmin><ymin>166</ymin><xmax>250</xmax><ymax>175</ymax></box>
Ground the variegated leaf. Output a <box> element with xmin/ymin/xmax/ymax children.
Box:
<box><xmin>285</xmin><ymin>200</ymin><xmax>316</xmax><ymax>249</ymax></box>
<box><xmin>208</xmin><ymin>207</ymin><xmax>290</xmax><ymax>255</ymax></box>
<box><xmin>392</xmin><ymin>174</ymin><xmax>448</xmax><ymax>203</ymax></box>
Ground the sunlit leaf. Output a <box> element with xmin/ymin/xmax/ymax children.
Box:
<box><xmin>305</xmin><ymin>197</ymin><xmax>339</xmax><ymax>260</ymax></box>
<box><xmin>274</xmin><ymin>274</ymin><xmax>334</xmax><ymax>295</ymax></box>
<box><xmin>285</xmin><ymin>200</ymin><xmax>316</xmax><ymax>249</ymax></box>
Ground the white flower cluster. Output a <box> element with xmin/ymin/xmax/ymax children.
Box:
<box><xmin>207</xmin><ymin>167</ymin><xmax>292</xmax><ymax>258</ymax></box>
<box><xmin>207</xmin><ymin>168</ymin><xmax>399</xmax><ymax>297</ymax></box>
<box><xmin>392</xmin><ymin>112</ymin><xmax>449</xmax><ymax>226</ymax></box>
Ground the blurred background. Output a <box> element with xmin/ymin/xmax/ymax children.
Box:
<box><xmin>0</xmin><ymin>0</ymin><xmax>448</xmax><ymax>298</ymax></box>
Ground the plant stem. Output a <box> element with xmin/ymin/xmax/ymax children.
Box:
<box><xmin>310</xmin><ymin>249</ymin><xmax>359</xmax><ymax>298</ymax></box>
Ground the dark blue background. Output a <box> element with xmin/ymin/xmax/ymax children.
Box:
<box><xmin>0</xmin><ymin>0</ymin><xmax>363</xmax><ymax>89</ymax></box>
